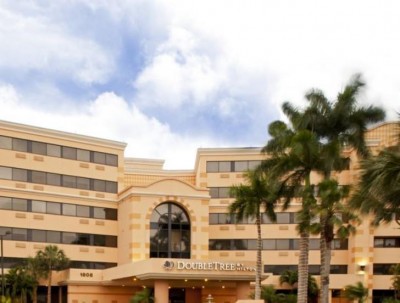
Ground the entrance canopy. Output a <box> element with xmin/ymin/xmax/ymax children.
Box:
<box><xmin>103</xmin><ymin>259</ymin><xmax>268</xmax><ymax>282</ymax></box>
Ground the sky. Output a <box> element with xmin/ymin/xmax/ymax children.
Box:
<box><xmin>0</xmin><ymin>0</ymin><xmax>399</xmax><ymax>169</ymax></box>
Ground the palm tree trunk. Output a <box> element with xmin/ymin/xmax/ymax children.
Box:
<box><xmin>297</xmin><ymin>231</ymin><xmax>310</xmax><ymax>303</ymax></box>
<box><xmin>320</xmin><ymin>230</ymin><xmax>331</xmax><ymax>303</ymax></box>
<box><xmin>255</xmin><ymin>215</ymin><xmax>262</xmax><ymax>300</ymax></box>
<box><xmin>33</xmin><ymin>286</ymin><xmax>38</xmax><ymax>303</ymax></box>
<box><xmin>47</xmin><ymin>270</ymin><xmax>52</xmax><ymax>303</ymax></box>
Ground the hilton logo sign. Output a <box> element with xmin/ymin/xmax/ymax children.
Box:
<box><xmin>163</xmin><ymin>260</ymin><xmax>255</xmax><ymax>272</ymax></box>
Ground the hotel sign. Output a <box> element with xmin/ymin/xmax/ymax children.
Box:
<box><xmin>163</xmin><ymin>260</ymin><xmax>255</xmax><ymax>272</ymax></box>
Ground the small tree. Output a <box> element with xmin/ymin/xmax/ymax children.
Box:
<box><xmin>390</xmin><ymin>264</ymin><xmax>400</xmax><ymax>300</ymax></box>
<box><xmin>343</xmin><ymin>282</ymin><xmax>368</xmax><ymax>303</ymax></box>
<box><xmin>130</xmin><ymin>288</ymin><xmax>154</xmax><ymax>303</ymax></box>
<box><xmin>35</xmin><ymin>245</ymin><xmax>69</xmax><ymax>303</ymax></box>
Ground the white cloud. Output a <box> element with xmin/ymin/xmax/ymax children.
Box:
<box><xmin>0</xmin><ymin>4</ymin><xmax>114</xmax><ymax>84</ymax></box>
<box><xmin>0</xmin><ymin>84</ymin><xmax>216</xmax><ymax>169</ymax></box>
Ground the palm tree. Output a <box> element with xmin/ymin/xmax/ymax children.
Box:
<box><xmin>343</xmin><ymin>282</ymin><xmax>368</xmax><ymax>303</ymax></box>
<box><xmin>228</xmin><ymin>169</ymin><xmax>279</xmax><ymax>300</ymax></box>
<box><xmin>35</xmin><ymin>245</ymin><xmax>69</xmax><ymax>303</ymax></box>
<box><xmin>351</xmin><ymin>148</ymin><xmax>400</xmax><ymax>226</ymax></box>
<box><xmin>26</xmin><ymin>257</ymin><xmax>46</xmax><ymax>303</ymax></box>
<box><xmin>5</xmin><ymin>265</ymin><xmax>35</xmax><ymax>303</ymax></box>
<box><xmin>130</xmin><ymin>288</ymin><xmax>154</xmax><ymax>303</ymax></box>
<box><xmin>261</xmin><ymin>121</ymin><xmax>323</xmax><ymax>303</ymax></box>
<box><xmin>281</xmin><ymin>74</ymin><xmax>385</xmax><ymax>303</ymax></box>
<box><xmin>279</xmin><ymin>270</ymin><xmax>298</xmax><ymax>293</ymax></box>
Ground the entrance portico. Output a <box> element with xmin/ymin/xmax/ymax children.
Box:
<box><xmin>102</xmin><ymin>258</ymin><xmax>265</xmax><ymax>303</ymax></box>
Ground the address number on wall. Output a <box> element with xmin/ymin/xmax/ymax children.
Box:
<box><xmin>80</xmin><ymin>272</ymin><xmax>93</xmax><ymax>277</ymax></box>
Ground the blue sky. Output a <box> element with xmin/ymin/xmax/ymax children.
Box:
<box><xmin>0</xmin><ymin>1</ymin><xmax>399</xmax><ymax>169</ymax></box>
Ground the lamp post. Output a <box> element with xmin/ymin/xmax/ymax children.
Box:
<box><xmin>1</xmin><ymin>231</ymin><xmax>11</xmax><ymax>298</ymax></box>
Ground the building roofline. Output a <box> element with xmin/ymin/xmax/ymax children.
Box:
<box><xmin>0</xmin><ymin>120</ymin><xmax>127</xmax><ymax>149</ymax></box>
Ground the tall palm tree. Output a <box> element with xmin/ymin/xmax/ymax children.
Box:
<box><xmin>280</xmin><ymin>74</ymin><xmax>385</xmax><ymax>303</ymax></box>
<box><xmin>35</xmin><ymin>245</ymin><xmax>69</xmax><ymax>303</ymax></box>
<box><xmin>228</xmin><ymin>169</ymin><xmax>279</xmax><ymax>300</ymax></box>
<box><xmin>261</xmin><ymin>121</ymin><xmax>324</xmax><ymax>303</ymax></box>
<box><xmin>310</xmin><ymin>179</ymin><xmax>359</xmax><ymax>302</ymax></box>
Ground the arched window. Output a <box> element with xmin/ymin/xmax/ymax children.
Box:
<box><xmin>150</xmin><ymin>202</ymin><xmax>191</xmax><ymax>259</ymax></box>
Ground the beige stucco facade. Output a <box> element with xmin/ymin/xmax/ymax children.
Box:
<box><xmin>0</xmin><ymin>120</ymin><xmax>399</xmax><ymax>303</ymax></box>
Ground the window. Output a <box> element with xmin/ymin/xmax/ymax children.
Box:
<box><xmin>13</xmin><ymin>168</ymin><xmax>28</xmax><ymax>182</ymax></box>
<box><xmin>276</xmin><ymin>239</ymin><xmax>290</xmax><ymax>250</ymax></box>
<box><xmin>47</xmin><ymin>173</ymin><xmax>61</xmax><ymax>186</ymax></box>
<box><xmin>218</xmin><ymin>161</ymin><xmax>231</xmax><ymax>172</ymax></box>
<box><xmin>77</xmin><ymin>149</ymin><xmax>90</xmax><ymax>162</ymax></box>
<box><xmin>62</xmin><ymin>204</ymin><xmax>76</xmax><ymax>216</ymax></box>
<box><xmin>0</xmin><ymin>197</ymin><xmax>12</xmax><ymax>210</ymax></box>
<box><xmin>32</xmin><ymin>171</ymin><xmax>46</xmax><ymax>184</ymax></box>
<box><xmin>209</xmin><ymin>187</ymin><xmax>231</xmax><ymax>198</ymax></box>
<box><xmin>47</xmin><ymin>202</ymin><xmax>61</xmax><ymax>215</ymax></box>
<box><xmin>0</xmin><ymin>167</ymin><xmax>12</xmax><ymax>179</ymax></box>
<box><xmin>93</xmin><ymin>180</ymin><xmax>106</xmax><ymax>192</ymax></box>
<box><xmin>47</xmin><ymin>231</ymin><xmax>61</xmax><ymax>243</ymax></box>
<box><xmin>32</xmin><ymin>230</ymin><xmax>46</xmax><ymax>242</ymax></box>
<box><xmin>77</xmin><ymin>205</ymin><xmax>90</xmax><ymax>218</ymax></box>
<box><xmin>0</xmin><ymin>136</ymin><xmax>12</xmax><ymax>149</ymax></box>
<box><xmin>93</xmin><ymin>152</ymin><xmax>106</xmax><ymax>164</ymax></box>
<box><xmin>234</xmin><ymin>161</ymin><xmax>248</xmax><ymax>172</ymax></box>
<box><xmin>62</xmin><ymin>146</ymin><xmax>77</xmax><ymax>160</ymax></box>
<box><xmin>47</xmin><ymin>144</ymin><xmax>61</xmax><ymax>157</ymax></box>
<box><xmin>62</xmin><ymin>232</ymin><xmax>77</xmax><ymax>244</ymax></box>
<box><xmin>150</xmin><ymin>202</ymin><xmax>190</xmax><ymax>259</ymax></box>
<box><xmin>276</xmin><ymin>213</ymin><xmax>290</xmax><ymax>224</ymax></box>
<box><xmin>77</xmin><ymin>177</ymin><xmax>90</xmax><ymax>190</ymax></box>
<box><xmin>32</xmin><ymin>142</ymin><xmax>47</xmax><ymax>155</ymax></box>
<box><xmin>12</xmin><ymin>228</ymin><xmax>27</xmax><ymax>241</ymax></box>
<box><xmin>106</xmin><ymin>181</ymin><xmax>118</xmax><ymax>193</ymax></box>
<box><xmin>12</xmin><ymin>139</ymin><xmax>28</xmax><ymax>152</ymax></box>
<box><xmin>62</xmin><ymin>175</ymin><xmax>76</xmax><ymax>188</ymax></box>
<box><xmin>32</xmin><ymin>200</ymin><xmax>46</xmax><ymax>213</ymax></box>
<box><xmin>12</xmin><ymin>198</ymin><xmax>27</xmax><ymax>211</ymax></box>
<box><xmin>106</xmin><ymin>154</ymin><xmax>118</xmax><ymax>166</ymax></box>
<box><xmin>206</xmin><ymin>162</ymin><xmax>219</xmax><ymax>172</ymax></box>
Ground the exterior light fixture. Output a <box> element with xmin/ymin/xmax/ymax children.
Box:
<box><xmin>1</xmin><ymin>231</ymin><xmax>11</xmax><ymax>297</ymax></box>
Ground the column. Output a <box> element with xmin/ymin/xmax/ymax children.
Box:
<box><xmin>154</xmin><ymin>280</ymin><xmax>169</xmax><ymax>303</ymax></box>
<box><xmin>236</xmin><ymin>281</ymin><xmax>251</xmax><ymax>300</ymax></box>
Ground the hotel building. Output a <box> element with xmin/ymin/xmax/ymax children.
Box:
<box><xmin>0</xmin><ymin>120</ymin><xmax>399</xmax><ymax>303</ymax></box>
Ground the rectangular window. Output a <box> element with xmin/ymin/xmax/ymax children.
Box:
<box><xmin>0</xmin><ymin>197</ymin><xmax>12</xmax><ymax>210</ymax></box>
<box><xmin>47</xmin><ymin>144</ymin><xmax>61</xmax><ymax>157</ymax></box>
<box><xmin>62</xmin><ymin>232</ymin><xmax>77</xmax><ymax>244</ymax></box>
<box><xmin>62</xmin><ymin>146</ymin><xmax>77</xmax><ymax>160</ymax></box>
<box><xmin>0</xmin><ymin>167</ymin><xmax>12</xmax><ymax>179</ymax></box>
<box><xmin>62</xmin><ymin>175</ymin><xmax>77</xmax><ymax>188</ymax></box>
<box><xmin>206</xmin><ymin>161</ymin><xmax>219</xmax><ymax>172</ymax></box>
<box><xmin>75</xmin><ymin>234</ymin><xmax>90</xmax><ymax>245</ymax></box>
<box><xmin>32</xmin><ymin>230</ymin><xmax>46</xmax><ymax>242</ymax></box>
<box><xmin>77</xmin><ymin>205</ymin><xmax>90</xmax><ymax>218</ymax></box>
<box><xmin>93</xmin><ymin>235</ymin><xmax>105</xmax><ymax>246</ymax></box>
<box><xmin>263</xmin><ymin>239</ymin><xmax>276</xmax><ymax>250</ymax></box>
<box><xmin>218</xmin><ymin>161</ymin><xmax>231</xmax><ymax>172</ymax></box>
<box><xmin>276</xmin><ymin>213</ymin><xmax>290</xmax><ymax>224</ymax></box>
<box><xmin>276</xmin><ymin>239</ymin><xmax>290</xmax><ymax>250</ymax></box>
<box><xmin>106</xmin><ymin>154</ymin><xmax>118</xmax><ymax>166</ymax></box>
<box><xmin>47</xmin><ymin>231</ymin><xmax>61</xmax><ymax>243</ymax></box>
<box><xmin>12</xmin><ymin>198</ymin><xmax>27</xmax><ymax>211</ymax></box>
<box><xmin>13</xmin><ymin>168</ymin><xmax>28</xmax><ymax>182</ymax></box>
<box><xmin>12</xmin><ymin>228</ymin><xmax>27</xmax><ymax>241</ymax></box>
<box><xmin>31</xmin><ymin>141</ymin><xmax>47</xmax><ymax>155</ymax></box>
<box><xmin>62</xmin><ymin>204</ymin><xmax>76</xmax><ymax>216</ymax></box>
<box><xmin>309</xmin><ymin>239</ymin><xmax>320</xmax><ymax>250</ymax></box>
<box><xmin>31</xmin><ymin>171</ymin><xmax>46</xmax><ymax>184</ymax></box>
<box><xmin>234</xmin><ymin>161</ymin><xmax>248</xmax><ymax>172</ymax></box>
<box><xmin>93</xmin><ymin>207</ymin><xmax>106</xmax><ymax>219</ymax></box>
<box><xmin>104</xmin><ymin>208</ymin><xmax>117</xmax><ymax>220</ymax></box>
<box><xmin>77</xmin><ymin>177</ymin><xmax>90</xmax><ymax>190</ymax></box>
<box><xmin>218</xmin><ymin>187</ymin><xmax>231</xmax><ymax>198</ymax></box>
<box><xmin>247</xmin><ymin>240</ymin><xmax>257</xmax><ymax>250</ymax></box>
<box><xmin>0</xmin><ymin>136</ymin><xmax>12</xmax><ymax>149</ymax></box>
<box><xmin>105</xmin><ymin>181</ymin><xmax>118</xmax><ymax>193</ymax></box>
<box><xmin>47</xmin><ymin>173</ymin><xmax>61</xmax><ymax>186</ymax></box>
<box><xmin>105</xmin><ymin>236</ymin><xmax>117</xmax><ymax>247</ymax></box>
<box><xmin>77</xmin><ymin>149</ymin><xmax>90</xmax><ymax>162</ymax></box>
<box><xmin>93</xmin><ymin>180</ymin><xmax>105</xmax><ymax>192</ymax></box>
<box><xmin>47</xmin><ymin>202</ymin><xmax>61</xmax><ymax>215</ymax></box>
<box><xmin>209</xmin><ymin>214</ymin><xmax>219</xmax><ymax>224</ymax></box>
<box><xmin>32</xmin><ymin>200</ymin><xmax>46</xmax><ymax>213</ymax></box>
<box><xmin>93</xmin><ymin>152</ymin><xmax>106</xmax><ymax>164</ymax></box>
<box><xmin>12</xmin><ymin>138</ymin><xmax>28</xmax><ymax>152</ymax></box>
